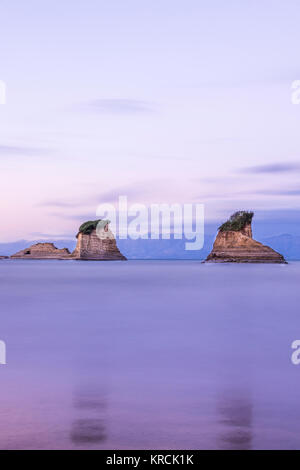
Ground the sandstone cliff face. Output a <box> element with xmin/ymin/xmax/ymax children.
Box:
<box><xmin>206</xmin><ymin>215</ymin><xmax>286</xmax><ymax>263</ymax></box>
<box><xmin>10</xmin><ymin>220</ymin><xmax>126</xmax><ymax>261</ymax></box>
<box><xmin>72</xmin><ymin>224</ymin><xmax>126</xmax><ymax>260</ymax></box>
<box><xmin>11</xmin><ymin>243</ymin><xmax>71</xmax><ymax>259</ymax></box>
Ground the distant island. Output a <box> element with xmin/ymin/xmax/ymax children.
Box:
<box><xmin>0</xmin><ymin>212</ymin><xmax>290</xmax><ymax>263</ymax></box>
<box><xmin>72</xmin><ymin>219</ymin><xmax>126</xmax><ymax>260</ymax></box>
<box><xmin>206</xmin><ymin>211</ymin><xmax>287</xmax><ymax>263</ymax></box>
<box><xmin>10</xmin><ymin>220</ymin><xmax>126</xmax><ymax>261</ymax></box>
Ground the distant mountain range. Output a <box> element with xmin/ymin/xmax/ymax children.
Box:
<box><xmin>1</xmin><ymin>233</ymin><xmax>300</xmax><ymax>260</ymax></box>
<box><xmin>119</xmin><ymin>234</ymin><xmax>300</xmax><ymax>260</ymax></box>
<box><xmin>262</xmin><ymin>234</ymin><xmax>300</xmax><ymax>261</ymax></box>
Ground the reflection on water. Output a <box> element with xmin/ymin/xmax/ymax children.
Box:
<box><xmin>73</xmin><ymin>389</ymin><xmax>107</xmax><ymax>411</ymax></box>
<box><xmin>217</xmin><ymin>391</ymin><xmax>252</xmax><ymax>449</ymax></box>
<box><xmin>71</xmin><ymin>419</ymin><xmax>106</xmax><ymax>444</ymax></box>
<box><xmin>71</xmin><ymin>386</ymin><xmax>107</xmax><ymax>445</ymax></box>
<box><xmin>1</xmin><ymin>260</ymin><xmax>300</xmax><ymax>449</ymax></box>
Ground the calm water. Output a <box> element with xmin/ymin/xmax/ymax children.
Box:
<box><xmin>0</xmin><ymin>260</ymin><xmax>300</xmax><ymax>450</ymax></box>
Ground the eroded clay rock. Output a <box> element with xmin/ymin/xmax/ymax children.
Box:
<box><xmin>71</xmin><ymin>220</ymin><xmax>126</xmax><ymax>260</ymax></box>
<box><xmin>206</xmin><ymin>211</ymin><xmax>286</xmax><ymax>263</ymax></box>
<box><xmin>11</xmin><ymin>243</ymin><xmax>71</xmax><ymax>259</ymax></box>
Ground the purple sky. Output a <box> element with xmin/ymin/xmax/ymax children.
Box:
<box><xmin>0</xmin><ymin>0</ymin><xmax>300</xmax><ymax>241</ymax></box>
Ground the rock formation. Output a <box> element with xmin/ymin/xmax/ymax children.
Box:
<box><xmin>71</xmin><ymin>219</ymin><xmax>126</xmax><ymax>260</ymax></box>
<box><xmin>206</xmin><ymin>211</ymin><xmax>286</xmax><ymax>263</ymax></box>
<box><xmin>11</xmin><ymin>243</ymin><xmax>71</xmax><ymax>259</ymax></box>
<box><xmin>10</xmin><ymin>220</ymin><xmax>126</xmax><ymax>261</ymax></box>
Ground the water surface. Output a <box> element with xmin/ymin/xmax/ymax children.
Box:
<box><xmin>0</xmin><ymin>260</ymin><xmax>299</xmax><ymax>449</ymax></box>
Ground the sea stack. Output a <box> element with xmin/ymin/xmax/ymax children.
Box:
<box><xmin>206</xmin><ymin>211</ymin><xmax>286</xmax><ymax>263</ymax></box>
<box><xmin>71</xmin><ymin>219</ymin><xmax>126</xmax><ymax>260</ymax></box>
<box><xmin>11</xmin><ymin>243</ymin><xmax>71</xmax><ymax>259</ymax></box>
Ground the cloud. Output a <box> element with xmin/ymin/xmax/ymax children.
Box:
<box><xmin>239</xmin><ymin>162</ymin><xmax>300</xmax><ymax>174</ymax></box>
<box><xmin>98</xmin><ymin>185</ymin><xmax>151</xmax><ymax>203</ymax></box>
<box><xmin>254</xmin><ymin>209</ymin><xmax>300</xmax><ymax>221</ymax></box>
<box><xmin>194</xmin><ymin>187</ymin><xmax>300</xmax><ymax>201</ymax></box>
<box><xmin>38</xmin><ymin>200</ymin><xmax>80</xmax><ymax>208</ymax></box>
<box><xmin>258</xmin><ymin>189</ymin><xmax>300</xmax><ymax>196</ymax></box>
<box><xmin>48</xmin><ymin>212</ymin><xmax>97</xmax><ymax>222</ymax></box>
<box><xmin>96</xmin><ymin>179</ymin><xmax>177</xmax><ymax>204</ymax></box>
<box><xmin>30</xmin><ymin>232</ymin><xmax>74</xmax><ymax>239</ymax></box>
<box><xmin>0</xmin><ymin>144</ymin><xmax>51</xmax><ymax>156</ymax></box>
<box><xmin>79</xmin><ymin>99</ymin><xmax>155</xmax><ymax>114</ymax></box>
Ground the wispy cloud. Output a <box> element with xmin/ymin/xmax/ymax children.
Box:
<box><xmin>98</xmin><ymin>185</ymin><xmax>151</xmax><ymax>203</ymax></box>
<box><xmin>38</xmin><ymin>200</ymin><xmax>80</xmax><ymax>208</ymax></box>
<box><xmin>30</xmin><ymin>232</ymin><xmax>74</xmax><ymax>239</ymax></box>
<box><xmin>254</xmin><ymin>209</ymin><xmax>300</xmax><ymax>221</ymax></box>
<box><xmin>239</xmin><ymin>162</ymin><xmax>300</xmax><ymax>174</ymax></box>
<box><xmin>0</xmin><ymin>144</ymin><xmax>51</xmax><ymax>156</ymax></box>
<box><xmin>258</xmin><ymin>189</ymin><xmax>300</xmax><ymax>196</ymax></box>
<box><xmin>193</xmin><ymin>182</ymin><xmax>300</xmax><ymax>200</ymax></box>
<box><xmin>49</xmin><ymin>212</ymin><xmax>97</xmax><ymax>222</ymax></box>
<box><xmin>79</xmin><ymin>99</ymin><xmax>155</xmax><ymax>114</ymax></box>
<box><xmin>96</xmin><ymin>180</ymin><xmax>174</xmax><ymax>204</ymax></box>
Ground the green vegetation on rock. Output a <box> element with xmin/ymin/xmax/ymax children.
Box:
<box><xmin>78</xmin><ymin>219</ymin><xmax>110</xmax><ymax>235</ymax></box>
<box><xmin>219</xmin><ymin>211</ymin><xmax>254</xmax><ymax>232</ymax></box>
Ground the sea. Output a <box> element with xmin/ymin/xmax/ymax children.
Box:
<box><xmin>0</xmin><ymin>259</ymin><xmax>300</xmax><ymax>449</ymax></box>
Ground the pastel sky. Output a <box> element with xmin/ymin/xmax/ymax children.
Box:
<box><xmin>1</xmin><ymin>0</ymin><xmax>300</xmax><ymax>241</ymax></box>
